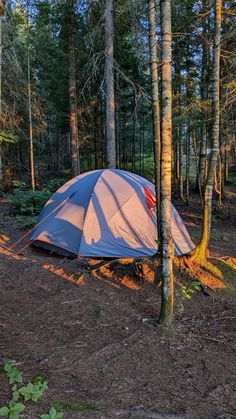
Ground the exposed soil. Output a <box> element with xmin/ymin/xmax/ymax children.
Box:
<box><xmin>0</xmin><ymin>186</ymin><xmax>236</xmax><ymax>419</ymax></box>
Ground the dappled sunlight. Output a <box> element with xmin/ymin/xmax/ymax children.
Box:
<box><xmin>0</xmin><ymin>234</ymin><xmax>10</xmax><ymax>244</ymax></box>
<box><xmin>175</xmin><ymin>257</ymin><xmax>226</xmax><ymax>289</ymax></box>
<box><xmin>42</xmin><ymin>264</ymin><xmax>86</xmax><ymax>286</ymax></box>
<box><xmin>184</xmin><ymin>221</ymin><xmax>200</xmax><ymax>229</ymax></box>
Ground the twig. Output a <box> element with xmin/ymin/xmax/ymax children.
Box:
<box><xmin>193</xmin><ymin>335</ymin><xmax>227</xmax><ymax>344</ymax></box>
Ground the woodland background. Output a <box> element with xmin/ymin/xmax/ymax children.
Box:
<box><xmin>0</xmin><ymin>0</ymin><xmax>235</xmax><ymax>196</ymax></box>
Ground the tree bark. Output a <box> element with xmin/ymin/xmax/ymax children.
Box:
<box><xmin>197</xmin><ymin>0</ymin><xmax>209</xmax><ymax>190</ymax></box>
<box><xmin>158</xmin><ymin>0</ymin><xmax>173</xmax><ymax>326</ymax></box>
<box><xmin>191</xmin><ymin>0</ymin><xmax>222</xmax><ymax>260</ymax></box>
<box><xmin>0</xmin><ymin>12</ymin><xmax>3</xmax><ymax>182</ymax></box>
<box><xmin>148</xmin><ymin>0</ymin><xmax>161</xmax><ymax>235</ymax></box>
<box><xmin>105</xmin><ymin>0</ymin><xmax>116</xmax><ymax>168</ymax></box>
<box><xmin>68</xmin><ymin>9</ymin><xmax>79</xmax><ymax>177</ymax></box>
<box><xmin>27</xmin><ymin>0</ymin><xmax>35</xmax><ymax>191</ymax></box>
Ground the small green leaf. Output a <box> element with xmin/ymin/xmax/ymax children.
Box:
<box><xmin>9</xmin><ymin>412</ymin><xmax>20</xmax><ymax>419</ymax></box>
<box><xmin>12</xmin><ymin>390</ymin><xmax>20</xmax><ymax>402</ymax></box>
<box><xmin>0</xmin><ymin>406</ymin><xmax>10</xmax><ymax>416</ymax></box>
<box><xmin>10</xmin><ymin>403</ymin><xmax>25</xmax><ymax>414</ymax></box>
<box><xmin>40</xmin><ymin>407</ymin><xmax>63</xmax><ymax>419</ymax></box>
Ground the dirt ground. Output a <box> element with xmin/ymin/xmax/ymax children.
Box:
<box><xmin>0</xmin><ymin>187</ymin><xmax>236</xmax><ymax>419</ymax></box>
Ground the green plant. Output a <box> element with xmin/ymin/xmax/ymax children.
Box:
<box><xmin>41</xmin><ymin>407</ymin><xmax>63</xmax><ymax>419</ymax></box>
<box><xmin>45</xmin><ymin>178</ymin><xmax>66</xmax><ymax>193</ymax></box>
<box><xmin>176</xmin><ymin>281</ymin><xmax>201</xmax><ymax>313</ymax></box>
<box><xmin>7</xmin><ymin>190</ymin><xmax>50</xmax><ymax>215</ymax></box>
<box><xmin>52</xmin><ymin>399</ymin><xmax>97</xmax><ymax>413</ymax></box>
<box><xmin>0</xmin><ymin>361</ymin><xmax>51</xmax><ymax>419</ymax></box>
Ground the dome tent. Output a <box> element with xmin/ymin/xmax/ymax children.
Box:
<box><xmin>30</xmin><ymin>169</ymin><xmax>195</xmax><ymax>258</ymax></box>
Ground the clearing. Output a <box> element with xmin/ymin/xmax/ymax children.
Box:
<box><xmin>0</xmin><ymin>187</ymin><xmax>236</xmax><ymax>419</ymax></box>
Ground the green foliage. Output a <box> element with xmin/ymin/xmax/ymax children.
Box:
<box><xmin>0</xmin><ymin>401</ymin><xmax>25</xmax><ymax>419</ymax></box>
<box><xmin>19</xmin><ymin>380</ymin><xmax>48</xmax><ymax>402</ymax></box>
<box><xmin>8</xmin><ymin>189</ymin><xmax>50</xmax><ymax>215</ymax></box>
<box><xmin>41</xmin><ymin>407</ymin><xmax>63</xmax><ymax>419</ymax></box>
<box><xmin>0</xmin><ymin>361</ymin><xmax>52</xmax><ymax>419</ymax></box>
<box><xmin>177</xmin><ymin>281</ymin><xmax>201</xmax><ymax>313</ymax></box>
<box><xmin>45</xmin><ymin>178</ymin><xmax>66</xmax><ymax>193</ymax></box>
<box><xmin>0</xmin><ymin>130</ymin><xmax>17</xmax><ymax>144</ymax></box>
<box><xmin>4</xmin><ymin>362</ymin><xmax>22</xmax><ymax>385</ymax></box>
<box><xmin>52</xmin><ymin>399</ymin><xmax>97</xmax><ymax>413</ymax></box>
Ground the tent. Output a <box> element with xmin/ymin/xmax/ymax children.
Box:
<box><xmin>30</xmin><ymin>169</ymin><xmax>195</xmax><ymax>258</ymax></box>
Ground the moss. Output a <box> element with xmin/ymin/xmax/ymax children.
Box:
<box><xmin>52</xmin><ymin>399</ymin><xmax>98</xmax><ymax>413</ymax></box>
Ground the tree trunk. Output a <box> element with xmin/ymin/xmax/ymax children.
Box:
<box><xmin>27</xmin><ymin>0</ymin><xmax>35</xmax><ymax>191</ymax></box>
<box><xmin>191</xmin><ymin>0</ymin><xmax>222</xmax><ymax>261</ymax></box>
<box><xmin>105</xmin><ymin>0</ymin><xmax>116</xmax><ymax>168</ymax></box>
<box><xmin>148</xmin><ymin>0</ymin><xmax>161</xmax><ymax>231</ymax></box>
<box><xmin>179</xmin><ymin>127</ymin><xmax>184</xmax><ymax>201</ymax></box>
<box><xmin>0</xmin><ymin>12</ymin><xmax>3</xmax><ymax>182</ymax></box>
<box><xmin>158</xmin><ymin>0</ymin><xmax>173</xmax><ymax>327</ymax></box>
<box><xmin>186</xmin><ymin>130</ymin><xmax>190</xmax><ymax>205</ymax></box>
<box><xmin>197</xmin><ymin>1</ymin><xmax>209</xmax><ymax>190</ymax></box>
<box><xmin>68</xmin><ymin>11</ymin><xmax>79</xmax><ymax>177</ymax></box>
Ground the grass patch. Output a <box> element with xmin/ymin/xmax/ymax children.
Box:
<box><xmin>52</xmin><ymin>399</ymin><xmax>98</xmax><ymax>413</ymax></box>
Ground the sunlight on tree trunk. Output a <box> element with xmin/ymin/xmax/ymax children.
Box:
<box><xmin>158</xmin><ymin>0</ymin><xmax>174</xmax><ymax>327</ymax></box>
<box><xmin>148</xmin><ymin>0</ymin><xmax>161</xmax><ymax>237</ymax></box>
<box><xmin>190</xmin><ymin>0</ymin><xmax>222</xmax><ymax>262</ymax></box>
<box><xmin>105</xmin><ymin>0</ymin><xmax>116</xmax><ymax>169</ymax></box>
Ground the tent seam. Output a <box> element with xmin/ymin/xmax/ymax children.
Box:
<box><xmin>78</xmin><ymin>169</ymin><xmax>106</xmax><ymax>254</ymax></box>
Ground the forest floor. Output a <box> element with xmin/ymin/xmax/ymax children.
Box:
<box><xmin>0</xmin><ymin>184</ymin><xmax>236</xmax><ymax>419</ymax></box>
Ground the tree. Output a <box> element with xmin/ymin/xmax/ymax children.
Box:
<box><xmin>27</xmin><ymin>0</ymin><xmax>35</xmax><ymax>191</ymax></box>
<box><xmin>190</xmin><ymin>0</ymin><xmax>222</xmax><ymax>261</ymax></box>
<box><xmin>67</xmin><ymin>0</ymin><xmax>80</xmax><ymax>177</ymax></box>
<box><xmin>158</xmin><ymin>0</ymin><xmax>173</xmax><ymax>326</ymax></box>
<box><xmin>0</xmin><ymin>0</ymin><xmax>5</xmax><ymax>181</ymax></box>
<box><xmin>148</xmin><ymin>0</ymin><xmax>161</xmax><ymax>233</ymax></box>
<box><xmin>105</xmin><ymin>0</ymin><xmax>116</xmax><ymax>168</ymax></box>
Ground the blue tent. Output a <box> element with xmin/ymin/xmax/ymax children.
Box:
<box><xmin>30</xmin><ymin>169</ymin><xmax>195</xmax><ymax>258</ymax></box>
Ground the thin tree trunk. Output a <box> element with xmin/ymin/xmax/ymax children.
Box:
<box><xmin>131</xmin><ymin>106</ymin><xmax>135</xmax><ymax>172</ymax></box>
<box><xmin>197</xmin><ymin>1</ymin><xmax>209</xmax><ymax>190</ymax></box>
<box><xmin>148</xmin><ymin>0</ymin><xmax>161</xmax><ymax>232</ymax></box>
<box><xmin>105</xmin><ymin>0</ymin><xmax>116</xmax><ymax>168</ymax></box>
<box><xmin>191</xmin><ymin>0</ymin><xmax>222</xmax><ymax>261</ymax></box>
<box><xmin>186</xmin><ymin>130</ymin><xmax>190</xmax><ymax>205</ymax></box>
<box><xmin>159</xmin><ymin>0</ymin><xmax>173</xmax><ymax>326</ymax></box>
<box><xmin>68</xmin><ymin>8</ymin><xmax>79</xmax><ymax>177</ymax></box>
<box><xmin>179</xmin><ymin>127</ymin><xmax>184</xmax><ymax>201</ymax></box>
<box><xmin>0</xmin><ymin>12</ymin><xmax>3</xmax><ymax>181</ymax></box>
<box><xmin>27</xmin><ymin>0</ymin><xmax>35</xmax><ymax>191</ymax></box>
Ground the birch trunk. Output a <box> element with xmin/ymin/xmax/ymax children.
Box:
<box><xmin>148</xmin><ymin>0</ymin><xmax>161</xmax><ymax>233</ymax></box>
<box><xmin>159</xmin><ymin>0</ymin><xmax>173</xmax><ymax>326</ymax></box>
<box><xmin>191</xmin><ymin>0</ymin><xmax>221</xmax><ymax>260</ymax></box>
<box><xmin>105</xmin><ymin>0</ymin><xmax>116</xmax><ymax>168</ymax></box>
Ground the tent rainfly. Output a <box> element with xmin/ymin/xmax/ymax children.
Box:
<box><xmin>30</xmin><ymin>169</ymin><xmax>195</xmax><ymax>258</ymax></box>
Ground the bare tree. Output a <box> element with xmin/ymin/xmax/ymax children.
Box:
<box><xmin>159</xmin><ymin>0</ymin><xmax>174</xmax><ymax>326</ymax></box>
<box><xmin>105</xmin><ymin>0</ymin><xmax>116</xmax><ymax>168</ymax></box>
